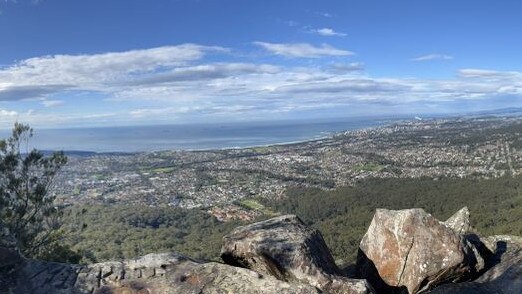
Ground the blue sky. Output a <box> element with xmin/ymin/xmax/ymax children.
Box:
<box><xmin>1</xmin><ymin>0</ymin><xmax>522</xmax><ymax>128</ymax></box>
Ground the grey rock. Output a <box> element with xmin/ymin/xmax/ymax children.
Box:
<box><xmin>480</xmin><ymin>235</ymin><xmax>522</xmax><ymax>255</ymax></box>
<box><xmin>2</xmin><ymin>252</ymin><xmax>320</xmax><ymax>294</ymax></box>
<box><xmin>443</xmin><ymin>207</ymin><xmax>470</xmax><ymax>235</ymax></box>
<box><xmin>0</xmin><ymin>214</ymin><xmax>321</xmax><ymax>294</ymax></box>
<box><xmin>428</xmin><ymin>247</ymin><xmax>522</xmax><ymax>294</ymax></box>
<box><xmin>2</xmin><ymin>209</ymin><xmax>520</xmax><ymax>294</ymax></box>
<box><xmin>221</xmin><ymin>214</ymin><xmax>374</xmax><ymax>294</ymax></box>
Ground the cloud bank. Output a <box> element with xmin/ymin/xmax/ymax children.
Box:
<box><xmin>253</xmin><ymin>42</ymin><xmax>354</xmax><ymax>58</ymax></box>
<box><xmin>1</xmin><ymin>43</ymin><xmax>521</xmax><ymax>127</ymax></box>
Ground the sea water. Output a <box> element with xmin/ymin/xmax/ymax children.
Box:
<box><xmin>1</xmin><ymin>117</ymin><xmax>401</xmax><ymax>153</ymax></box>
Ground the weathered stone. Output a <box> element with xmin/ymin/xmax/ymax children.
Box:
<box><xmin>221</xmin><ymin>214</ymin><xmax>373</xmax><ymax>294</ymax></box>
<box><xmin>1</xmin><ymin>252</ymin><xmax>320</xmax><ymax>294</ymax></box>
<box><xmin>357</xmin><ymin>208</ymin><xmax>485</xmax><ymax>293</ymax></box>
<box><xmin>427</xmin><ymin>247</ymin><xmax>522</xmax><ymax>294</ymax></box>
<box><xmin>475</xmin><ymin>247</ymin><xmax>521</xmax><ymax>284</ymax></box>
<box><xmin>480</xmin><ymin>235</ymin><xmax>522</xmax><ymax>255</ymax></box>
<box><xmin>167</xmin><ymin>261</ymin><xmax>320</xmax><ymax>294</ymax></box>
<box><xmin>2</xmin><ymin>208</ymin><xmax>520</xmax><ymax>293</ymax></box>
<box><xmin>445</xmin><ymin>235</ymin><xmax>522</xmax><ymax>293</ymax></box>
<box><xmin>3</xmin><ymin>259</ymin><xmax>82</xmax><ymax>294</ymax></box>
<box><xmin>443</xmin><ymin>206</ymin><xmax>470</xmax><ymax>235</ymax></box>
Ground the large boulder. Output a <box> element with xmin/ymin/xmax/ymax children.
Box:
<box><xmin>2</xmin><ymin>252</ymin><xmax>320</xmax><ymax>293</ymax></box>
<box><xmin>221</xmin><ymin>214</ymin><xmax>374</xmax><ymax>294</ymax></box>
<box><xmin>356</xmin><ymin>208</ymin><xmax>486</xmax><ymax>293</ymax></box>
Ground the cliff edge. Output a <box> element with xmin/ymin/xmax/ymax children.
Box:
<box><xmin>1</xmin><ymin>207</ymin><xmax>520</xmax><ymax>293</ymax></box>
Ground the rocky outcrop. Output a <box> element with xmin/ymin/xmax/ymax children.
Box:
<box><xmin>356</xmin><ymin>208</ymin><xmax>486</xmax><ymax>293</ymax></box>
<box><xmin>221</xmin><ymin>215</ymin><xmax>374</xmax><ymax>294</ymax></box>
<box><xmin>1</xmin><ymin>251</ymin><xmax>320</xmax><ymax>293</ymax></box>
<box><xmin>1</xmin><ymin>207</ymin><xmax>521</xmax><ymax>294</ymax></box>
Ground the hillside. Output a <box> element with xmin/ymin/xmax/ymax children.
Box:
<box><xmin>2</xmin><ymin>207</ymin><xmax>520</xmax><ymax>293</ymax></box>
<box><xmin>61</xmin><ymin>175</ymin><xmax>522</xmax><ymax>266</ymax></box>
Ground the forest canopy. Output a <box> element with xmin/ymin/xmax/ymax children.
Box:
<box><xmin>61</xmin><ymin>175</ymin><xmax>522</xmax><ymax>266</ymax></box>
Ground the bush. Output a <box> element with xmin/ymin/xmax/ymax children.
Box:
<box><xmin>0</xmin><ymin>123</ymin><xmax>78</xmax><ymax>262</ymax></box>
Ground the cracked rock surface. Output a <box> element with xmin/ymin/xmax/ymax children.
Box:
<box><xmin>427</xmin><ymin>236</ymin><xmax>522</xmax><ymax>294</ymax></box>
<box><xmin>2</xmin><ymin>208</ymin><xmax>521</xmax><ymax>294</ymax></box>
<box><xmin>356</xmin><ymin>208</ymin><xmax>486</xmax><ymax>293</ymax></box>
<box><xmin>221</xmin><ymin>214</ymin><xmax>374</xmax><ymax>294</ymax></box>
<box><xmin>1</xmin><ymin>251</ymin><xmax>320</xmax><ymax>294</ymax></box>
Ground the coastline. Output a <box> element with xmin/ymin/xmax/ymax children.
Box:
<box><xmin>29</xmin><ymin>118</ymin><xmax>397</xmax><ymax>154</ymax></box>
<box><xmin>182</xmin><ymin>122</ymin><xmax>389</xmax><ymax>153</ymax></box>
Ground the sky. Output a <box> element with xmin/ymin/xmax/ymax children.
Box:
<box><xmin>1</xmin><ymin>0</ymin><xmax>522</xmax><ymax>129</ymax></box>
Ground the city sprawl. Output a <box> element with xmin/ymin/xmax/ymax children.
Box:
<box><xmin>52</xmin><ymin>117</ymin><xmax>522</xmax><ymax>220</ymax></box>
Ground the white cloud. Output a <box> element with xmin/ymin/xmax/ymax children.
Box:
<box><xmin>1</xmin><ymin>43</ymin><xmax>522</xmax><ymax>127</ymax></box>
<box><xmin>130</xmin><ymin>63</ymin><xmax>280</xmax><ymax>86</ymax></box>
<box><xmin>253</xmin><ymin>42</ymin><xmax>354</xmax><ymax>58</ymax></box>
<box><xmin>312</xmin><ymin>28</ymin><xmax>347</xmax><ymax>37</ymax></box>
<box><xmin>130</xmin><ymin>107</ymin><xmax>193</xmax><ymax>118</ymax></box>
<box><xmin>41</xmin><ymin>99</ymin><xmax>64</xmax><ymax>107</ymax></box>
<box><xmin>329</xmin><ymin>62</ymin><xmax>364</xmax><ymax>73</ymax></box>
<box><xmin>0</xmin><ymin>85</ymin><xmax>70</xmax><ymax>101</ymax></box>
<box><xmin>411</xmin><ymin>54</ymin><xmax>453</xmax><ymax>62</ymax></box>
<box><xmin>116</xmin><ymin>65</ymin><xmax>522</xmax><ymax>112</ymax></box>
<box><xmin>0</xmin><ymin>44</ymin><xmax>227</xmax><ymax>101</ymax></box>
<box><xmin>458</xmin><ymin>68</ymin><xmax>521</xmax><ymax>78</ymax></box>
<box><xmin>275</xmin><ymin>78</ymin><xmax>410</xmax><ymax>95</ymax></box>
<box><xmin>0</xmin><ymin>109</ymin><xmax>17</xmax><ymax>116</ymax></box>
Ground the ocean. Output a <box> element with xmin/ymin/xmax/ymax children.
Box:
<box><xmin>0</xmin><ymin>117</ymin><xmax>401</xmax><ymax>153</ymax></box>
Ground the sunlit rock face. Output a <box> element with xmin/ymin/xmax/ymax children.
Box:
<box><xmin>221</xmin><ymin>214</ymin><xmax>374</xmax><ymax>294</ymax></box>
<box><xmin>442</xmin><ymin>206</ymin><xmax>471</xmax><ymax>235</ymax></box>
<box><xmin>356</xmin><ymin>208</ymin><xmax>486</xmax><ymax>293</ymax></box>
<box><xmin>0</xmin><ymin>218</ymin><xmax>319</xmax><ymax>294</ymax></box>
<box><xmin>1</xmin><ymin>208</ymin><xmax>521</xmax><ymax>294</ymax></box>
<box><xmin>1</xmin><ymin>252</ymin><xmax>321</xmax><ymax>294</ymax></box>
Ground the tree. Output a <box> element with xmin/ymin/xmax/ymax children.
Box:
<box><xmin>0</xmin><ymin>123</ymin><xmax>70</xmax><ymax>260</ymax></box>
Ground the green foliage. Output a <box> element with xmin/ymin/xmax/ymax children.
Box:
<box><xmin>0</xmin><ymin>123</ymin><xmax>76</xmax><ymax>262</ymax></box>
<box><xmin>237</xmin><ymin>198</ymin><xmax>278</xmax><ymax>216</ymax></box>
<box><xmin>62</xmin><ymin>175</ymin><xmax>522</xmax><ymax>268</ymax></box>
<box><xmin>61</xmin><ymin>205</ymin><xmax>246</xmax><ymax>263</ymax></box>
<box><xmin>267</xmin><ymin>176</ymin><xmax>522</xmax><ymax>266</ymax></box>
<box><xmin>352</xmin><ymin>163</ymin><xmax>385</xmax><ymax>172</ymax></box>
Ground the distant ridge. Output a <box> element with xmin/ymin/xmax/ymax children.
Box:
<box><xmin>470</xmin><ymin>106</ymin><xmax>522</xmax><ymax>116</ymax></box>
